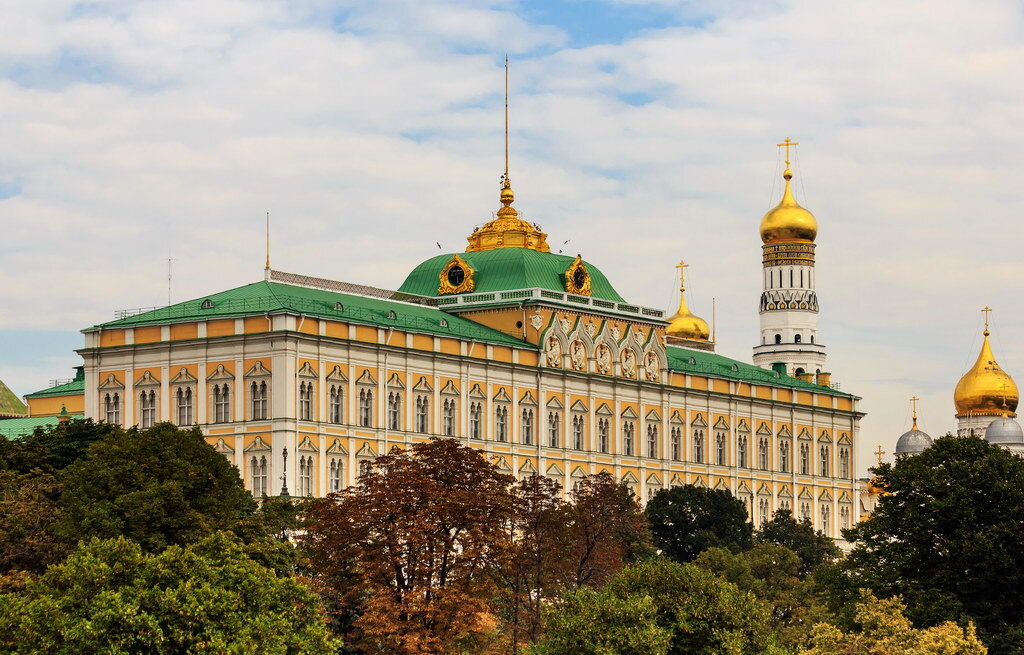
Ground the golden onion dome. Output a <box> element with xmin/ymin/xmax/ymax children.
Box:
<box><xmin>665</xmin><ymin>262</ymin><xmax>710</xmax><ymax>341</ymax></box>
<box><xmin>954</xmin><ymin>329</ymin><xmax>1019</xmax><ymax>417</ymax></box>
<box><xmin>760</xmin><ymin>168</ymin><xmax>818</xmax><ymax>244</ymax></box>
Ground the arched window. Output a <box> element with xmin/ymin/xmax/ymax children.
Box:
<box><xmin>820</xmin><ymin>445</ymin><xmax>830</xmax><ymax>477</ymax></box>
<box><xmin>810</xmin><ymin>335</ymin><xmax>815</xmax><ymax>343</ymax></box>
<box><xmin>821</xmin><ymin>504</ymin><xmax>831</xmax><ymax>537</ymax></box>
<box><xmin>738</xmin><ymin>435</ymin><xmax>748</xmax><ymax>468</ymax></box>
<box><xmin>758</xmin><ymin>438</ymin><xmax>769</xmax><ymax>470</ymax></box>
<box><xmin>779</xmin><ymin>440</ymin><xmax>790</xmax><ymax>473</ymax></box>
<box><xmin>213</xmin><ymin>384</ymin><xmax>230</xmax><ymax>423</ymax></box>
<box><xmin>780</xmin><ymin>498</ymin><xmax>791</xmax><ymax>512</ymax></box>
<box><xmin>329</xmin><ymin>458</ymin><xmax>343</xmax><ymax>493</ymax></box>
<box><xmin>599</xmin><ymin>418</ymin><xmax>610</xmax><ymax>453</ymax></box>
<box><xmin>647</xmin><ymin>424</ymin><xmax>658</xmax><ymax>458</ymax></box>
<box><xmin>443</xmin><ymin>399</ymin><xmax>456</xmax><ymax>436</ymax></box>
<box><xmin>693</xmin><ymin>429</ymin><xmax>704</xmax><ymax>463</ymax></box>
<box><xmin>716</xmin><ymin>432</ymin><xmax>727</xmax><ymax>465</ymax></box>
<box><xmin>251</xmin><ymin>455</ymin><xmax>268</xmax><ymax>497</ymax></box>
<box><xmin>623</xmin><ymin>421</ymin><xmax>635</xmax><ymax>456</ymax></box>
<box><xmin>671</xmin><ymin>427</ymin><xmax>681</xmax><ymax>461</ymax></box>
<box><xmin>839</xmin><ymin>447</ymin><xmax>850</xmax><ymax>478</ymax></box>
<box><xmin>495</xmin><ymin>405</ymin><xmax>508</xmax><ymax>442</ymax></box>
<box><xmin>140</xmin><ymin>390</ymin><xmax>156</xmax><ymax>428</ymax></box>
<box><xmin>521</xmin><ymin>408</ymin><xmax>534</xmax><ymax>445</ymax></box>
<box><xmin>548</xmin><ymin>412</ymin><xmax>561</xmax><ymax>448</ymax></box>
<box><xmin>299</xmin><ymin>381</ymin><xmax>314</xmax><ymax>421</ymax></box>
<box><xmin>794</xmin><ymin>334</ymin><xmax>802</xmax><ymax>344</ymax></box>
<box><xmin>572</xmin><ymin>415</ymin><xmax>584</xmax><ymax>450</ymax></box>
<box><xmin>774</xmin><ymin>334</ymin><xmax>782</xmax><ymax>344</ymax></box>
<box><xmin>299</xmin><ymin>456</ymin><xmax>313</xmax><ymax>496</ymax></box>
<box><xmin>328</xmin><ymin>385</ymin><xmax>343</xmax><ymax>424</ymax></box>
<box><xmin>758</xmin><ymin>498</ymin><xmax>769</xmax><ymax>526</ymax></box>
<box><xmin>470</xmin><ymin>402</ymin><xmax>482</xmax><ymax>439</ymax></box>
<box><xmin>358</xmin><ymin>388</ymin><xmax>373</xmax><ymax>427</ymax></box>
<box><xmin>840</xmin><ymin>506</ymin><xmax>851</xmax><ymax>531</ymax></box>
<box><xmin>176</xmin><ymin>387</ymin><xmax>193</xmax><ymax>425</ymax></box>
<box><xmin>800</xmin><ymin>443</ymin><xmax>810</xmax><ymax>475</ymax></box>
<box><xmin>416</xmin><ymin>395</ymin><xmax>429</xmax><ymax>433</ymax></box>
<box><xmin>800</xmin><ymin>501</ymin><xmax>811</xmax><ymax>522</ymax></box>
<box><xmin>251</xmin><ymin>381</ymin><xmax>268</xmax><ymax>420</ymax></box>
<box><xmin>387</xmin><ymin>392</ymin><xmax>401</xmax><ymax>430</ymax></box>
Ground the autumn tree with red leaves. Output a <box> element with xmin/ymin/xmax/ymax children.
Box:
<box><xmin>302</xmin><ymin>438</ymin><xmax>515</xmax><ymax>655</ymax></box>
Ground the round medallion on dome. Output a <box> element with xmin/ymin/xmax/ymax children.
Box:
<box><xmin>760</xmin><ymin>170</ymin><xmax>818</xmax><ymax>244</ymax></box>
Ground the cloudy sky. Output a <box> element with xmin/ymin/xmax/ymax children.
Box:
<box><xmin>2</xmin><ymin>0</ymin><xmax>1023</xmax><ymax>474</ymax></box>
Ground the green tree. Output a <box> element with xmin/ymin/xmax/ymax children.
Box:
<box><xmin>0</xmin><ymin>471</ymin><xmax>65</xmax><ymax>579</ymax></box>
<box><xmin>645</xmin><ymin>485</ymin><xmax>752</xmax><ymax>563</ymax></box>
<box><xmin>801</xmin><ymin>591</ymin><xmax>986</xmax><ymax>655</ymax></box>
<box><xmin>0</xmin><ymin>419</ymin><xmax>120</xmax><ymax>474</ymax></box>
<box><xmin>844</xmin><ymin>435</ymin><xmax>1024</xmax><ymax>653</ymax></box>
<box><xmin>696</xmin><ymin>543</ymin><xmax>832</xmax><ymax>650</ymax></box>
<box><xmin>535</xmin><ymin>557</ymin><xmax>777</xmax><ymax>655</ymax></box>
<box><xmin>56</xmin><ymin>423</ymin><xmax>256</xmax><ymax>552</ymax></box>
<box><xmin>0</xmin><ymin>533</ymin><xmax>339</xmax><ymax>654</ymax></box>
<box><xmin>757</xmin><ymin>509</ymin><xmax>840</xmax><ymax>578</ymax></box>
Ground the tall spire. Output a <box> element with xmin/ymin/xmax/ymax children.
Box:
<box><xmin>504</xmin><ymin>54</ymin><xmax>509</xmax><ymax>186</ymax></box>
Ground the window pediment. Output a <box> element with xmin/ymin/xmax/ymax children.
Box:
<box><xmin>213</xmin><ymin>438</ymin><xmax>234</xmax><ymax>454</ymax></box>
<box><xmin>818</xmin><ymin>430</ymin><xmax>833</xmax><ymax>443</ymax></box>
<box><xmin>98</xmin><ymin>373</ymin><xmax>124</xmax><ymax>390</ymax></box>
<box><xmin>778</xmin><ymin>486</ymin><xmax>793</xmax><ymax>498</ymax></box>
<box><xmin>244</xmin><ymin>436</ymin><xmax>271</xmax><ymax>452</ymax></box>
<box><xmin>297</xmin><ymin>436</ymin><xmax>318</xmax><ymax>452</ymax></box>
<box><xmin>738</xmin><ymin>419</ymin><xmax>751</xmax><ymax>433</ymax></box>
<box><xmin>355</xmin><ymin>370</ymin><xmax>377</xmax><ymax>386</ymax></box>
<box><xmin>206</xmin><ymin>365</ymin><xmax>234</xmax><ymax>382</ymax></box>
<box><xmin>469</xmin><ymin>384</ymin><xmax>486</xmax><ymax>399</ymax></box>
<box><xmin>595</xmin><ymin>402</ymin><xmax>613</xmax><ymax>416</ymax></box>
<box><xmin>546</xmin><ymin>396</ymin><xmax>564</xmax><ymax>410</ymax></box>
<box><xmin>170</xmin><ymin>367</ymin><xmax>198</xmax><ymax>385</ymax></box>
<box><xmin>545</xmin><ymin>463</ymin><xmax>563</xmax><ymax>476</ymax></box>
<box><xmin>519</xmin><ymin>459</ymin><xmax>537</xmax><ymax>473</ymax></box>
<box><xmin>493</xmin><ymin>388</ymin><xmax>512</xmax><ymax>403</ymax></box>
<box><xmin>298</xmin><ymin>362</ymin><xmax>318</xmax><ymax>379</ymax></box>
<box><xmin>777</xmin><ymin>425</ymin><xmax>793</xmax><ymax>438</ymax></box>
<box><xmin>713</xmin><ymin>416</ymin><xmax>730</xmax><ymax>430</ymax></box>
<box><xmin>645</xmin><ymin>409</ymin><xmax>661</xmax><ymax>422</ymax></box>
<box><xmin>690</xmin><ymin>413</ymin><xmax>708</xmax><ymax>428</ymax></box>
<box><xmin>387</xmin><ymin>373</ymin><xmax>406</xmax><ymax>389</ymax></box>
<box><xmin>646</xmin><ymin>473</ymin><xmax>662</xmax><ymax>485</ymax></box>
<box><xmin>326</xmin><ymin>365</ymin><xmax>348</xmax><ymax>383</ymax></box>
<box><xmin>413</xmin><ymin>377</ymin><xmax>434</xmax><ymax>393</ymax></box>
<box><xmin>326</xmin><ymin>439</ymin><xmax>349</xmax><ymax>456</ymax></box>
<box><xmin>797</xmin><ymin>428</ymin><xmax>812</xmax><ymax>441</ymax></box>
<box><xmin>570</xmin><ymin>400</ymin><xmax>588</xmax><ymax>413</ymax></box>
<box><xmin>756</xmin><ymin>422</ymin><xmax>773</xmax><ymax>436</ymax></box>
<box><xmin>356</xmin><ymin>443</ymin><xmax>378</xmax><ymax>459</ymax></box>
<box><xmin>519</xmin><ymin>391</ymin><xmax>537</xmax><ymax>406</ymax></box>
<box><xmin>440</xmin><ymin>380</ymin><xmax>460</xmax><ymax>396</ymax></box>
<box><xmin>135</xmin><ymin>371</ymin><xmax>160</xmax><ymax>387</ymax></box>
<box><xmin>245</xmin><ymin>362</ymin><xmax>271</xmax><ymax>378</ymax></box>
<box><xmin>757</xmin><ymin>483</ymin><xmax>772</xmax><ymax>496</ymax></box>
<box><xmin>819</xmin><ymin>489</ymin><xmax>834</xmax><ymax>502</ymax></box>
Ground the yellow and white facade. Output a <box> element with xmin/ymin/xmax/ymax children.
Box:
<box><xmin>77</xmin><ymin>150</ymin><xmax>864</xmax><ymax>539</ymax></box>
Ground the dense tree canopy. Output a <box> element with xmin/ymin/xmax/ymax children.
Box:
<box><xmin>535</xmin><ymin>557</ymin><xmax>778</xmax><ymax>655</ymax></box>
<box><xmin>645</xmin><ymin>485</ymin><xmax>752</xmax><ymax>563</ymax></box>
<box><xmin>844</xmin><ymin>436</ymin><xmax>1024</xmax><ymax>653</ymax></box>
<box><xmin>756</xmin><ymin>509</ymin><xmax>840</xmax><ymax>578</ymax></box>
<box><xmin>0</xmin><ymin>533</ymin><xmax>339</xmax><ymax>655</ymax></box>
<box><xmin>56</xmin><ymin>423</ymin><xmax>256</xmax><ymax>552</ymax></box>
<box><xmin>0</xmin><ymin>419</ymin><xmax>119</xmax><ymax>474</ymax></box>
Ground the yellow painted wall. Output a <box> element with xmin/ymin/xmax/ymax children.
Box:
<box><xmin>207</xmin><ymin>320</ymin><xmax>235</xmax><ymax>338</ymax></box>
<box><xmin>135</xmin><ymin>326</ymin><xmax>162</xmax><ymax>344</ymax></box>
<box><xmin>27</xmin><ymin>393</ymin><xmax>85</xmax><ymax>417</ymax></box>
<box><xmin>244</xmin><ymin>316</ymin><xmax>271</xmax><ymax>334</ymax></box>
<box><xmin>99</xmin><ymin>330</ymin><xmax>125</xmax><ymax>347</ymax></box>
<box><xmin>170</xmin><ymin>323</ymin><xmax>198</xmax><ymax>341</ymax></box>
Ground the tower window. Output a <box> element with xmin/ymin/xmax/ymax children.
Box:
<box><xmin>810</xmin><ymin>335</ymin><xmax>814</xmax><ymax>343</ymax></box>
<box><xmin>794</xmin><ymin>334</ymin><xmax>802</xmax><ymax>343</ymax></box>
<box><xmin>774</xmin><ymin>334</ymin><xmax>782</xmax><ymax>344</ymax></box>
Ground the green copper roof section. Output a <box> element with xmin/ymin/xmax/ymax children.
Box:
<box><xmin>91</xmin><ymin>281</ymin><xmax>529</xmax><ymax>348</ymax></box>
<box><xmin>398</xmin><ymin>248</ymin><xmax>627</xmax><ymax>302</ymax></box>
<box><xmin>666</xmin><ymin>346</ymin><xmax>855</xmax><ymax>399</ymax></box>
<box><xmin>0</xmin><ymin>414</ymin><xmax>83</xmax><ymax>440</ymax></box>
<box><xmin>25</xmin><ymin>367</ymin><xmax>85</xmax><ymax>399</ymax></box>
<box><xmin>0</xmin><ymin>379</ymin><xmax>27</xmax><ymax>417</ymax></box>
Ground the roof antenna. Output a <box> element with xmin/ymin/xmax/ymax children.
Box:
<box><xmin>167</xmin><ymin>257</ymin><xmax>174</xmax><ymax>306</ymax></box>
<box><xmin>265</xmin><ymin>211</ymin><xmax>271</xmax><ymax>281</ymax></box>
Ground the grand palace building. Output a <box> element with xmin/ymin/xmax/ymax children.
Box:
<box><xmin>18</xmin><ymin>138</ymin><xmax>860</xmax><ymax>540</ymax></box>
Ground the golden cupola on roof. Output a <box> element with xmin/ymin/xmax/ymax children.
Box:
<box><xmin>466</xmin><ymin>176</ymin><xmax>551</xmax><ymax>253</ymax></box>
<box><xmin>665</xmin><ymin>262</ymin><xmax>710</xmax><ymax>341</ymax></box>
<box><xmin>954</xmin><ymin>327</ymin><xmax>1018</xmax><ymax>418</ymax></box>
<box><xmin>760</xmin><ymin>167</ymin><xmax>818</xmax><ymax>244</ymax></box>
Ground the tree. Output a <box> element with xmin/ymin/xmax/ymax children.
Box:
<box><xmin>801</xmin><ymin>591</ymin><xmax>986</xmax><ymax>655</ymax></box>
<box><xmin>645</xmin><ymin>485</ymin><xmax>752</xmax><ymax>563</ymax></box>
<box><xmin>757</xmin><ymin>509</ymin><xmax>840</xmax><ymax>578</ymax></box>
<box><xmin>301</xmin><ymin>438</ymin><xmax>514</xmax><ymax>654</ymax></box>
<box><xmin>0</xmin><ymin>419</ymin><xmax>120</xmax><ymax>474</ymax></box>
<box><xmin>56</xmin><ymin>423</ymin><xmax>256</xmax><ymax>553</ymax></box>
<box><xmin>535</xmin><ymin>557</ymin><xmax>778</xmax><ymax>655</ymax></box>
<box><xmin>844</xmin><ymin>436</ymin><xmax>1024</xmax><ymax>652</ymax></box>
<box><xmin>561</xmin><ymin>471</ymin><xmax>652</xmax><ymax>589</ymax></box>
<box><xmin>0</xmin><ymin>533</ymin><xmax>339</xmax><ymax>654</ymax></box>
<box><xmin>0</xmin><ymin>471</ymin><xmax>65</xmax><ymax>579</ymax></box>
<box><xmin>696</xmin><ymin>544</ymin><xmax>832</xmax><ymax>650</ymax></box>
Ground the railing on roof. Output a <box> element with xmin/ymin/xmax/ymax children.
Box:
<box><xmin>445</xmin><ymin>288</ymin><xmax>666</xmax><ymax>320</ymax></box>
<box><xmin>48</xmin><ymin>378</ymin><xmax>74</xmax><ymax>388</ymax></box>
<box><xmin>269</xmin><ymin>270</ymin><xmax>439</xmax><ymax>306</ymax></box>
<box><xmin>114</xmin><ymin>306</ymin><xmax>162</xmax><ymax>320</ymax></box>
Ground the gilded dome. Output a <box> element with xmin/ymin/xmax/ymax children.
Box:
<box><xmin>466</xmin><ymin>178</ymin><xmax>551</xmax><ymax>253</ymax></box>
<box><xmin>760</xmin><ymin>169</ymin><xmax>818</xmax><ymax>244</ymax></box>
<box><xmin>954</xmin><ymin>330</ymin><xmax>1018</xmax><ymax>417</ymax></box>
<box><xmin>665</xmin><ymin>263</ymin><xmax>710</xmax><ymax>342</ymax></box>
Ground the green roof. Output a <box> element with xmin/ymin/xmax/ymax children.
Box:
<box><xmin>0</xmin><ymin>414</ymin><xmax>84</xmax><ymax>440</ymax></box>
<box><xmin>398</xmin><ymin>248</ymin><xmax>627</xmax><ymax>302</ymax></box>
<box><xmin>0</xmin><ymin>379</ymin><xmax>27</xmax><ymax>417</ymax></box>
<box><xmin>92</xmin><ymin>280</ymin><xmax>529</xmax><ymax>348</ymax></box>
<box><xmin>25</xmin><ymin>367</ymin><xmax>85</xmax><ymax>399</ymax></box>
<box><xmin>666</xmin><ymin>346</ymin><xmax>855</xmax><ymax>399</ymax></box>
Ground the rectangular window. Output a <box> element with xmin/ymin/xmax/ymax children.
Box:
<box><xmin>299</xmin><ymin>381</ymin><xmax>313</xmax><ymax>421</ymax></box>
<box><xmin>647</xmin><ymin>425</ymin><xmax>657</xmax><ymax>458</ymax></box>
<box><xmin>358</xmin><ymin>388</ymin><xmax>373</xmax><ymax>427</ymax></box>
<box><xmin>572</xmin><ymin>415</ymin><xmax>584</xmax><ymax>450</ymax></box>
<box><xmin>329</xmin><ymin>458</ymin><xmax>343</xmax><ymax>493</ymax></box>
<box><xmin>104</xmin><ymin>392</ymin><xmax>121</xmax><ymax>425</ymax></box>
<box><xmin>140</xmin><ymin>390</ymin><xmax>156</xmax><ymax>428</ymax></box>
<box><xmin>213</xmin><ymin>384</ymin><xmax>230</xmax><ymax>423</ymax></box>
<box><xmin>623</xmin><ymin>421</ymin><xmax>634</xmax><ymax>456</ymax></box>
<box><xmin>470</xmin><ymin>402</ymin><xmax>482</xmax><ymax>439</ymax></box>
<box><xmin>548</xmin><ymin>412</ymin><xmax>560</xmax><ymax>448</ymax></box>
<box><xmin>671</xmin><ymin>427</ymin><xmax>681</xmax><ymax>461</ymax></box>
<box><xmin>329</xmin><ymin>385</ymin><xmax>343</xmax><ymax>424</ymax></box>
<box><xmin>443</xmin><ymin>399</ymin><xmax>456</xmax><ymax>436</ymax></box>
<box><xmin>176</xmin><ymin>387</ymin><xmax>193</xmax><ymax>426</ymax></box>
<box><xmin>416</xmin><ymin>396</ymin><xmax>429</xmax><ymax>433</ymax></box>
<box><xmin>388</xmin><ymin>392</ymin><xmax>401</xmax><ymax>430</ymax></box>
<box><xmin>250</xmin><ymin>381</ymin><xmax>268</xmax><ymax>420</ymax></box>
<box><xmin>521</xmin><ymin>408</ymin><xmax>534</xmax><ymax>445</ymax></box>
<box><xmin>599</xmin><ymin>418</ymin><xmax>609</xmax><ymax>453</ymax></box>
<box><xmin>496</xmin><ymin>405</ymin><xmax>508</xmax><ymax>442</ymax></box>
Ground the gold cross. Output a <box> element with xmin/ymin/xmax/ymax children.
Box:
<box><xmin>676</xmin><ymin>261</ymin><xmax>688</xmax><ymax>290</ymax></box>
<box><xmin>982</xmin><ymin>306</ymin><xmax>992</xmax><ymax>332</ymax></box>
<box><xmin>874</xmin><ymin>445</ymin><xmax>885</xmax><ymax>466</ymax></box>
<box><xmin>776</xmin><ymin>137</ymin><xmax>799</xmax><ymax>167</ymax></box>
<box><xmin>910</xmin><ymin>396</ymin><xmax>919</xmax><ymax>420</ymax></box>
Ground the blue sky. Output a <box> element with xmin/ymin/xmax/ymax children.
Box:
<box><xmin>2</xmin><ymin>0</ymin><xmax>1024</xmax><ymax>473</ymax></box>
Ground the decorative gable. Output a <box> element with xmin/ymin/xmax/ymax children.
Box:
<box><xmin>595</xmin><ymin>403</ymin><xmax>613</xmax><ymax>416</ymax></box>
<box><xmin>387</xmin><ymin>373</ymin><xmax>405</xmax><ymax>389</ymax></box>
<box><xmin>355</xmin><ymin>370</ymin><xmax>377</xmax><ymax>386</ymax></box>
<box><xmin>244</xmin><ymin>436</ymin><xmax>271</xmax><ymax>452</ymax></box>
<box><xmin>713</xmin><ymin>416</ymin><xmax>730</xmax><ymax>430</ymax></box>
<box><xmin>135</xmin><ymin>371</ymin><xmax>160</xmax><ymax>387</ymax></box>
<box><xmin>756</xmin><ymin>422</ymin><xmax>773</xmax><ymax>436</ymax></box>
<box><xmin>690</xmin><ymin>413</ymin><xmax>708</xmax><ymax>428</ymax></box>
<box><xmin>645</xmin><ymin>409</ymin><xmax>662</xmax><ymax>422</ymax></box>
<box><xmin>356</xmin><ymin>443</ymin><xmax>377</xmax><ymax>459</ymax></box>
<box><xmin>469</xmin><ymin>384</ymin><xmax>486</xmax><ymax>399</ymax></box>
<box><xmin>670</xmin><ymin>410</ymin><xmax>684</xmax><ymax>424</ymax></box>
<box><xmin>170</xmin><ymin>367</ymin><xmax>198</xmax><ymax>385</ymax></box>
<box><xmin>245</xmin><ymin>362</ymin><xmax>271</xmax><ymax>378</ymax></box>
<box><xmin>519</xmin><ymin>459</ymin><xmax>537</xmax><ymax>474</ymax></box>
<box><xmin>413</xmin><ymin>377</ymin><xmax>434</xmax><ymax>393</ymax></box>
<box><xmin>493</xmin><ymin>388</ymin><xmax>512</xmax><ymax>403</ymax></box>
<box><xmin>620</xmin><ymin>406</ymin><xmax>639</xmax><ymax>419</ymax></box>
<box><xmin>297</xmin><ymin>436</ymin><xmax>318</xmax><ymax>452</ymax></box>
<box><xmin>206</xmin><ymin>365</ymin><xmax>234</xmax><ymax>382</ymax></box>
<box><xmin>570</xmin><ymin>400</ymin><xmax>588</xmax><ymax>413</ymax></box>
<box><xmin>98</xmin><ymin>373</ymin><xmax>124</xmax><ymax>390</ymax></box>
<box><xmin>777</xmin><ymin>425</ymin><xmax>793</xmax><ymax>438</ymax></box>
<box><xmin>298</xmin><ymin>362</ymin><xmax>318</xmax><ymax>379</ymax></box>
<box><xmin>519</xmin><ymin>391</ymin><xmax>537</xmax><ymax>406</ymax></box>
<box><xmin>213</xmin><ymin>438</ymin><xmax>234</xmax><ymax>454</ymax></box>
<box><xmin>326</xmin><ymin>365</ymin><xmax>348</xmax><ymax>382</ymax></box>
<box><xmin>326</xmin><ymin>439</ymin><xmax>349</xmax><ymax>456</ymax></box>
<box><xmin>440</xmin><ymin>380</ymin><xmax>460</xmax><ymax>396</ymax></box>
<box><xmin>546</xmin><ymin>396</ymin><xmax>564</xmax><ymax>410</ymax></box>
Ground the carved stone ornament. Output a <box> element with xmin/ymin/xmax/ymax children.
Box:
<box><xmin>560</xmin><ymin>317</ymin><xmax>572</xmax><ymax>333</ymax></box>
<box><xmin>610</xmin><ymin>326</ymin><xmax>621</xmax><ymax>340</ymax></box>
<box><xmin>544</xmin><ymin>335</ymin><xmax>563</xmax><ymax>368</ymax></box>
<box><xmin>585</xmin><ymin>321</ymin><xmax>597</xmax><ymax>337</ymax></box>
<box><xmin>437</xmin><ymin>254</ymin><xmax>476</xmax><ymax>295</ymax></box>
<box><xmin>644</xmin><ymin>351</ymin><xmax>659</xmax><ymax>381</ymax></box>
<box><xmin>621</xmin><ymin>348</ymin><xmax>637</xmax><ymax>378</ymax></box>
<box><xmin>564</xmin><ymin>255</ymin><xmax>592</xmax><ymax>296</ymax></box>
<box><xmin>530</xmin><ymin>313</ymin><xmax>545</xmax><ymax>331</ymax></box>
<box><xmin>595</xmin><ymin>343</ymin><xmax>612</xmax><ymax>374</ymax></box>
<box><xmin>570</xmin><ymin>340</ymin><xmax>587</xmax><ymax>371</ymax></box>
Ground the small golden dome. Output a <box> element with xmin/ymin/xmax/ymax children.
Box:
<box><xmin>760</xmin><ymin>169</ymin><xmax>818</xmax><ymax>244</ymax></box>
<box><xmin>466</xmin><ymin>177</ymin><xmax>551</xmax><ymax>253</ymax></box>
<box><xmin>954</xmin><ymin>329</ymin><xmax>1018</xmax><ymax>417</ymax></box>
<box><xmin>666</xmin><ymin>262</ymin><xmax>710</xmax><ymax>341</ymax></box>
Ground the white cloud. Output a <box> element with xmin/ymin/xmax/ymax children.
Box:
<box><xmin>2</xmin><ymin>0</ymin><xmax>1023</xmax><ymax>474</ymax></box>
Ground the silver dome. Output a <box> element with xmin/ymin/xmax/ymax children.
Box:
<box><xmin>895</xmin><ymin>428</ymin><xmax>933</xmax><ymax>455</ymax></box>
<box><xmin>985</xmin><ymin>416</ymin><xmax>1024</xmax><ymax>444</ymax></box>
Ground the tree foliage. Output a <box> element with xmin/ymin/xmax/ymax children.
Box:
<box><xmin>56</xmin><ymin>422</ymin><xmax>257</xmax><ymax>553</ymax></box>
<box><xmin>645</xmin><ymin>485</ymin><xmax>752</xmax><ymax>563</ymax></box>
<box><xmin>801</xmin><ymin>591</ymin><xmax>986</xmax><ymax>655</ymax></box>
<box><xmin>844</xmin><ymin>436</ymin><xmax>1024</xmax><ymax>652</ymax></box>
<box><xmin>0</xmin><ymin>419</ymin><xmax>119</xmax><ymax>474</ymax></box>
<box><xmin>0</xmin><ymin>533</ymin><xmax>339</xmax><ymax>655</ymax></box>
<box><xmin>757</xmin><ymin>509</ymin><xmax>840</xmax><ymax>578</ymax></box>
<box><xmin>535</xmin><ymin>557</ymin><xmax>778</xmax><ymax>655</ymax></box>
